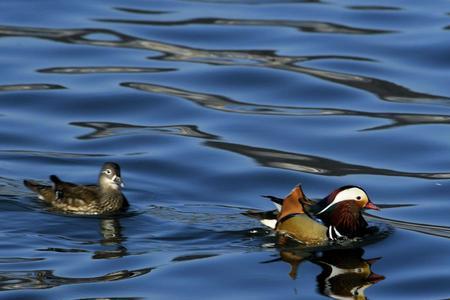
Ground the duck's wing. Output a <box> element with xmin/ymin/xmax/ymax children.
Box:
<box><xmin>49</xmin><ymin>184</ymin><xmax>100</xmax><ymax>212</ymax></box>
<box><xmin>49</xmin><ymin>176</ymin><xmax>100</xmax><ymax>207</ymax></box>
<box><xmin>255</xmin><ymin>185</ymin><xmax>318</xmax><ymax>229</ymax></box>
<box><xmin>246</xmin><ymin>194</ymin><xmax>307</xmax><ymax>230</ymax></box>
<box><xmin>48</xmin><ymin>175</ymin><xmax>79</xmax><ymax>200</ymax></box>
<box><xmin>262</xmin><ymin>194</ymin><xmax>318</xmax><ymax>218</ymax></box>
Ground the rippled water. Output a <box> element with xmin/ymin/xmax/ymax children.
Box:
<box><xmin>1</xmin><ymin>0</ymin><xmax>449</xmax><ymax>299</ymax></box>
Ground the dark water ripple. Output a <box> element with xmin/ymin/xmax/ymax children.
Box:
<box><xmin>0</xmin><ymin>0</ymin><xmax>450</xmax><ymax>299</ymax></box>
<box><xmin>95</xmin><ymin>17</ymin><xmax>396</xmax><ymax>34</ymax></box>
<box><xmin>71</xmin><ymin>121</ymin><xmax>219</xmax><ymax>140</ymax></box>
<box><xmin>0</xmin><ymin>84</ymin><xmax>66</xmax><ymax>92</ymax></box>
<box><xmin>38</xmin><ymin>67</ymin><xmax>176</xmax><ymax>74</ymax></box>
<box><xmin>206</xmin><ymin>140</ymin><xmax>450</xmax><ymax>179</ymax></box>
<box><xmin>1</xmin><ymin>24</ymin><xmax>447</xmax><ymax>105</ymax></box>
<box><xmin>0</xmin><ymin>268</ymin><xmax>152</xmax><ymax>291</ymax></box>
<box><xmin>122</xmin><ymin>81</ymin><xmax>450</xmax><ymax>130</ymax></box>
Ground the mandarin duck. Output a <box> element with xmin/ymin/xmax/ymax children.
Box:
<box><xmin>248</xmin><ymin>185</ymin><xmax>379</xmax><ymax>243</ymax></box>
<box><xmin>24</xmin><ymin>162</ymin><xmax>129</xmax><ymax>215</ymax></box>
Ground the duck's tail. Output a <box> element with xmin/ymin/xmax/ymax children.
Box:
<box><xmin>23</xmin><ymin>178</ymin><xmax>55</xmax><ymax>202</ymax></box>
<box><xmin>23</xmin><ymin>179</ymin><xmax>46</xmax><ymax>193</ymax></box>
<box><xmin>243</xmin><ymin>209</ymin><xmax>278</xmax><ymax>229</ymax></box>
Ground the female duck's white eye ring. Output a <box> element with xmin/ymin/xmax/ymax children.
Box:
<box><xmin>105</xmin><ymin>169</ymin><xmax>112</xmax><ymax>175</ymax></box>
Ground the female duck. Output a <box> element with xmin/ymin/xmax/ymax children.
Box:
<box><xmin>23</xmin><ymin>162</ymin><xmax>129</xmax><ymax>215</ymax></box>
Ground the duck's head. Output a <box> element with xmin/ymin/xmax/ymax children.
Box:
<box><xmin>99</xmin><ymin>162</ymin><xmax>124</xmax><ymax>190</ymax></box>
<box><xmin>317</xmin><ymin>186</ymin><xmax>379</xmax><ymax>215</ymax></box>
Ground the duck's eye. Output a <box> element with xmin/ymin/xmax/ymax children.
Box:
<box><xmin>356</xmin><ymin>196</ymin><xmax>362</xmax><ymax>200</ymax></box>
<box><xmin>105</xmin><ymin>169</ymin><xmax>112</xmax><ymax>175</ymax></box>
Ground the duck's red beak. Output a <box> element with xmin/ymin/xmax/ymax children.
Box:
<box><xmin>365</xmin><ymin>201</ymin><xmax>380</xmax><ymax>210</ymax></box>
<box><xmin>367</xmin><ymin>272</ymin><xmax>385</xmax><ymax>283</ymax></box>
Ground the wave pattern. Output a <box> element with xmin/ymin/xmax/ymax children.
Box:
<box><xmin>0</xmin><ymin>0</ymin><xmax>449</xmax><ymax>299</ymax></box>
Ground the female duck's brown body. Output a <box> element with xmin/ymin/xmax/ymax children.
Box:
<box><xmin>23</xmin><ymin>162</ymin><xmax>128</xmax><ymax>215</ymax></box>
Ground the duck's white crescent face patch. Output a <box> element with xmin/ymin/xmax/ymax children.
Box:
<box><xmin>317</xmin><ymin>187</ymin><xmax>368</xmax><ymax>215</ymax></box>
<box><xmin>334</xmin><ymin>187</ymin><xmax>367</xmax><ymax>203</ymax></box>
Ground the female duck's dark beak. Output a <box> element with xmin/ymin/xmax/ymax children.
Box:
<box><xmin>365</xmin><ymin>201</ymin><xmax>380</xmax><ymax>210</ymax></box>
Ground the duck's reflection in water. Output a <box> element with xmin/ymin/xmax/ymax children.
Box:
<box><xmin>93</xmin><ymin>218</ymin><xmax>128</xmax><ymax>259</ymax></box>
<box><xmin>277</xmin><ymin>247</ymin><xmax>384</xmax><ymax>300</ymax></box>
<box><xmin>0</xmin><ymin>218</ymin><xmax>153</xmax><ymax>291</ymax></box>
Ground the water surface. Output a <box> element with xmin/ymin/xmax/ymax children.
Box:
<box><xmin>0</xmin><ymin>0</ymin><xmax>449</xmax><ymax>299</ymax></box>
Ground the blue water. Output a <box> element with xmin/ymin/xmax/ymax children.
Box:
<box><xmin>0</xmin><ymin>0</ymin><xmax>449</xmax><ymax>299</ymax></box>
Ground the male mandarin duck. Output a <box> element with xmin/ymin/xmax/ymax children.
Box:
<box><xmin>23</xmin><ymin>162</ymin><xmax>129</xmax><ymax>215</ymax></box>
<box><xmin>250</xmin><ymin>184</ymin><xmax>379</xmax><ymax>243</ymax></box>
